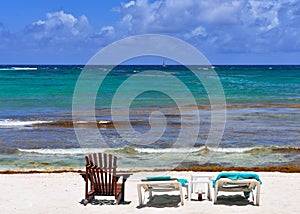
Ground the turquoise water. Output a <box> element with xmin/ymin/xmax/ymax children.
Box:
<box><xmin>0</xmin><ymin>65</ymin><xmax>299</xmax><ymax>170</ymax></box>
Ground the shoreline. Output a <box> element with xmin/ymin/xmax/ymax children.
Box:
<box><xmin>1</xmin><ymin>165</ymin><xmax>299</xmax><ymax>174</ymax></box>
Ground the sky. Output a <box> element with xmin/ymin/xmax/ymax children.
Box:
<box><xmin>0</xmin><ymin>0</ymin><xmax>300</xmax><ymax>65</ymax></box>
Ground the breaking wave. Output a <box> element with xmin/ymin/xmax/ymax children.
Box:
<box><xmin>13</xmin><ymin>146</ymin><xmax>300</xmax><ymax>155</ymax></box>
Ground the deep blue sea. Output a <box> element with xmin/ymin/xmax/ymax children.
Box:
<box><xmin>0</xmin><ymin>65</ymin><xmax>299</xmax><ymax>170</ymax></box>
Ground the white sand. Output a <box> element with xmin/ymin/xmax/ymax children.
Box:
<box><xmin>0</xmin><ymin>171</ymin><xmax>299</xmax><ymax>214</ymax></box>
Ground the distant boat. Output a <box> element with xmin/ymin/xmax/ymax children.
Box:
<box><xmin>162</xmin><ymin>60</ymin><xmax>166</xmax><ymax>68</ymax></box>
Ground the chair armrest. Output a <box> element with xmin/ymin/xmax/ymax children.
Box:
<box><xmin>116</xmin><ymin>173</ymin><xmax>132</xmax><ymax>182</ymax></box>
<box><xmin>117</xmin><ymin>175</ymin><xmax>124</xmax><ymax>184</ymax></box>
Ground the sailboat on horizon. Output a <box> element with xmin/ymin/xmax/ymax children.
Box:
<box><xmin>162</xmin><ymin>59</ymin><xmax>166</xmax><ymax>67</ymax></box>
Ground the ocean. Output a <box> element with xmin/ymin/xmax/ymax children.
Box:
<box><xmin>0</xmin><ymin>65</ymin><xmax>299</xmax><ymax>171</ymax></box>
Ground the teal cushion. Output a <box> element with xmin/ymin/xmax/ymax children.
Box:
<box><xmin>146</xmin><ymin>176</ymin><xmax>171</xmax><ymax>181</ymax></box>
<box><xmin>177</xmin><ymin>178</ymin><xmax>188</xmax><ymax>187</ymax></box>
<box><xmin>212</xmin><ymin>172</ymin><xmax>262</xmax><ymax>188</ymax></box>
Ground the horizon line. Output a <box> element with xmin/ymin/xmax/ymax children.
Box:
<box><xmin>1</xmin><ymin>64</ymin><xmax>300</xmax><ymax>66</ymax></box>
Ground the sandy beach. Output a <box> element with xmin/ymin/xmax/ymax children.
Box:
<box><xmin>0</xmin><ymin>171</ymin><xmax>299</xmax><ymax>214</ymax></box>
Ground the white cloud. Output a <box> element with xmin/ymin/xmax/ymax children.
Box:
<box><xmin>19</xmin><ymin>10</ymin><xmax>119</xmax><ymax>54</ymax></box>
<box><xmin>96</xmin><ymin>26</ymin><xmax>115</xmax><ymax>38</ymax></box>
<box><xmin>117</xmin><ymin>0</ymin><xmax>300</xmax><ymax>54</ymax></box>
<box><xmin>124</xmin><ymin>0</ymin><xmax>136</xmax><ymax>8</ymax></box>
<box><xmin>13</xmin><ymin>10</ymin><xmax>120</xmax><ymax>59</ymax></box>
<box><xmin>2</xmin><ymin>1</ymin><xmax>300</xmax><ymax>63</ymax></box>
<box><xmin>191</xmin><ymin>26</ymin><xmax>207</xmax><ymax>37</ymax></box>
<box><xmin>119</xmin><ymin>0</ymin><xmax>244</xmax><ymax>34</ymax></box>
<box><xmin>242</xmin><ymin>0</ymin><xmax>280</xmax><ymax>31</ymax></box>
<box><xmin>120</xmin><ymin>14</ymin><xmax>134</xmax><ymax>32</ymax></box>
<box><xmin>101</xmin><ymin>26</ymin><xmax>114</xmax><ymax>33</ymax></box>
<box><xmin>184</xmin><ymin>26</ymin><xmax>207</xmax><ymax>39</ymax></box>
<box><xmin>25</xmin><ymin>11</ymin><xmax>92</xmax><ymax>41</ymax></box>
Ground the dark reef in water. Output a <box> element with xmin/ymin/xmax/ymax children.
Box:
<box><xmin>32</xmin><ymin>120</ymin><xmax>115</xmax><ymax>128</ymax></box>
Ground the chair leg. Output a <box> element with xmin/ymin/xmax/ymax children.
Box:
<box><xmin>256</xmin><ymin>184</ymin><xmax>260</xmax><ymax>206</ymax></box>
<box><xmin>185</xmin><ymin>185</ymin><xmax>188</xmax><ymax>200</ymax></box>
<box><xmin>84</xmin><ymin>195</ymin><xmax>94</xmax><ymax>206</ymax></box>
<box><xmin>137</xmin><ymin>186</ymin><xmax>143</xmax><ymax>206</ymax></box>
<box><xmin>180</xmin><ymin>195</ymin><xmax>184</xmax><ymax>205</ymax></box>
<box><xmin>84</xmin><ymin>171</ymin><xmax>89</xmax><ymax>206</ymax></box>
<box><xmin>180</xmin><ymin>188</ymin><xmax>184</xmax><ymax>205</ymax></box>
<box><xmin>113</xmin><ymin>191</ymin><xmax>123</xmax><ymax>205</ymax></box>
<box><xmin>188</xmin><ymin>182</ymin><xmax>192</xmax><ymax>201</ymax></box>
<box><xmin>207</xmin><ymin>183</ymin><xmax>211</xmax><ymax>201</ymax></box>
<box><xmin>214</xmin><ymin>188</ymin><xmax>218</xmax><ymax>204</ymax></box>
<box><xmin>149</xmin><ymin>189</ymin><xmax>153</xmax><ymax>198</ymax></box>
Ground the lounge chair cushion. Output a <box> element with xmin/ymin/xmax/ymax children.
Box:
<box><xmin>177</xmin><ymin>178</ymin><xmax>188</xmax><ymax>187</ymax></box>
<box><xmin>146</xmin><ymin>176</ymin><xmax>171</xmax><ymax>181</ymax></box>
<box><xmin>212</xmin><ymin>172</ymin><xmax>262</xmax><ymax>188</ymax></box>
<box><xmin>146</xmin><ymin>176</ymin><xmax>187</xmax><ymax>187</ymax></box>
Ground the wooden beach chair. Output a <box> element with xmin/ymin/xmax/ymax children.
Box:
<box><xmin>212</xmin><ymin>172</ymin><xmax>262</xmax><ymax>206</ymax></box>
<box><xmin>83</xmin><ymin>153</ymin><xmax>124</xmax><ymax>205</ymax></box>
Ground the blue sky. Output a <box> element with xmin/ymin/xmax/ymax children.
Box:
<box><xmin>1</xmin><ymin>0</ymin><xmax>300</xmax><ymax>64</ymax></box>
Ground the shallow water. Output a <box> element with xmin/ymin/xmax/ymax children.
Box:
<box><xmin>0</xmin><ymin>65</ymin><xmax>299</xmax><ymax>170</ymax></box>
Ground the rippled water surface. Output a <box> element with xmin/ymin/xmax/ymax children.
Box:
<box><xmin>0</xmin><ymin>65</ymin><xmax>299</xmax><ymax>170</ymax></box>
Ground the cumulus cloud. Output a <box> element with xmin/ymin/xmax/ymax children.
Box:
<box><xmin>11</xmin><ymin>10</ymin><xmax>121</xmax><ymax>60</ymax></box>
<box><xmin>117</xmin><ymin>0</ymin><xmax>251</xmax><ymax>52</ymax></box>
<box><xmin>123</xmin><ymin>0</ymin><xmax>136</xmax><ymax>8</ymax></box>
<box><xmin>118</xmin><ymin>0</ymin><xmax>244</xmax><ymax>34</ymax></box>
<box><xmin>184</xmin><ymin>26</ymin><xmax>207</xmax><ymax>39</ymax></box>
<box><xmin>23</xmin><ymin>11</ymin><xmax>92</xmax><ymax>46</ymax></box>
<box><xmin>2</xmin><ymin>1</ymin><xmax>300</xmax><ymax>63</ymax></box>
<box><xmin>118</xmin><ymin>0</ymin><xmax>300</xmax><ymax>54</ymax></box>
<box><xmin>100</xmin><ymin>26</ymin><xmax>115</xmax><ymax>35</ymax></box>
<box><xmin>91</xmin><ymin>25</ymin><xmax>117</xmax><ymax>46</ymax></box>
<box><xmin>0</xmin><ymin>10</ymin><xmax>120</xmax><ymax>63</ymax></box>
<box><xmin>241</xmin><ymin>0</ymin><xmax>280</xmax><ymax>31</ymax></box>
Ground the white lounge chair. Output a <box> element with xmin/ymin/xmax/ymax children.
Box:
<box><xmin>137</xmin><ymin>177</ymin><xmax>185</xmax><ymax>206</ymax></box>
<box><xmin>213</xmin><ymin>172</ymin><xmax>262</xmax><ymax>206</ymax></box>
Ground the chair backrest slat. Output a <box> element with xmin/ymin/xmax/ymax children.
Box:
<box><xmin>92</xmin><ymin>153</ymin><xmax>98</xmax><ymax>166</ymax></box>
<box><xmin>103</xmin><ymin>153</ymin><xmax>108</xmax><ymax>194</ymax></box>
<box><xmin>91</xmin><ymin>166</ymin><xmax>98</xmax><ymax>192</ymax></box>
<box><xmin>112</xmin><ymin>156</ymin><xmax>117</xmax><ymax>194</ymax></box>
<box><xmin>87</xmin><ymin>154</ymin><xmax>93</xmax><ymax>165</ymax></box>
<box><xmin>95</xmin><ymin>167</ymin><xmax>102</xmax><ymax>194</ymax></box>
<box><xmin>98</xmin><ymin>153</ymin><xmax>103</xmax><ymax>168</ymax></box>
<box><xmin>108</xmin><ymin>154</ymin><xmax>113</xmax><ymax>193</ymax></box>
<box><xmin>85</xmin><ymin>152</ymin><xmax>118</xmax><ymax>196</ymax></box>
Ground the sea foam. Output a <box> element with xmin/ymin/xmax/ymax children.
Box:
<box><xmin>0</xmin><ymin>119</ymin><xmax>50</xmax><ymax>128</ymax></box>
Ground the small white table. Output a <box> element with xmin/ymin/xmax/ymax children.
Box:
<box><xmin>188</xmin><ymin>175</ymin><xmax>214</xmax><ymax>201</ymax></box>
